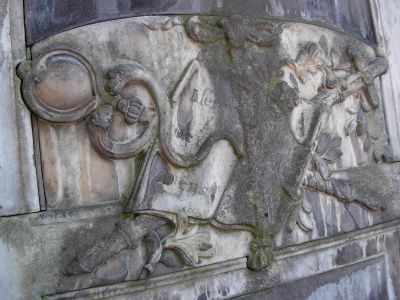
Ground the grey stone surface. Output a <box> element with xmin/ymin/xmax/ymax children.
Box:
<box><xmin>237</xmin><ymin>256</ymin><xmax>389</xmax><ymax>300</ymax></box>
<box><xmin>1</xmin><ymin>1</ymin><xmax>400</xmax><ymax>299</ymax></box>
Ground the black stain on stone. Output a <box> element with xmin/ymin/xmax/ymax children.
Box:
<box><xmin>366</xmin><ymin>238</ymin><xmax>378</xmax><ymax>256</ymax></box>
<box><xmin>305</xmin><ymin>188</ymin><xmax>325</xmax><ymax>237</ymax></box>
<box><xmin>197</xmin><ymin>292</ymin><xmax>207</xmax><ymax>300</ymax></box>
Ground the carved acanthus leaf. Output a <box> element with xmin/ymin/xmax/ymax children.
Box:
<box><xmin>287</xmin><ymin>194</ymin><xmax>314</xmax><ymax>233</ymax></box>
<box><xmin>160</xmin><ymin>252</ymin><xmax>178</xmax><ymax>267</ymax></box>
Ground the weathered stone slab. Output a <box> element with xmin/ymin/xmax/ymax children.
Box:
<box><xmin>0</xmin><ymin>0</ymin><xmax>39</xmax><ymax>216</ymax></box>
<box><xmin>240</xmin><ymin>256</ymin><xmax>389</xmax><ymax>300</ymax></box>
<box><xmin>24</xmin><ymin>0</ymin><xmax>374</xmax><ymax>46</ymax></box>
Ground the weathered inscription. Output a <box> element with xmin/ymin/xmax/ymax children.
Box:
<box><xmin>179</xmin><ymin>180</ymin><xmax>218</xmax><ymax>197</ymax></box>
<box><xmin>173</xmin><ymin>125</ymin><xmax>192</xmax><ymax>142</ymax></box>
<box><xmin>190</xmin><ymin>89</ymin><xmax>216</xmax><ymax>108</ymax></box>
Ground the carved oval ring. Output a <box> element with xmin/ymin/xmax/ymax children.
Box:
<box><xmin>21</xmin><ymin>48</ymin><xmax>100</xmax><ymax>122</ymax></box>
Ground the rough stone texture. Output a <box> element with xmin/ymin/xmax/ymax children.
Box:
<box><xmin>0</xmin><ymin>0</ymin><xmax>39</xmax><ymax>216</ymax></box>
<box><xmin>1</xmin><ymin>2</ymin><xmax>400</xmax><ymax>300</ymax></box>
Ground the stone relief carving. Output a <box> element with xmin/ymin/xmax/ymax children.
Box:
<box><xmin>279</xmin><ymin>42</ymin><xmax>390</xmax><ymax>235</ymax></box>
<box><xmin>17</xmin><ymin>17</ymin><xmax>397</xmax><ymax>286</ymax></box>
<box><xmin>68</xmin><ymin>59</ymin><xmax>241</xmax><ymax>278</ymax></box>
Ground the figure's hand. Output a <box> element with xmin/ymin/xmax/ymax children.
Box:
<box><xmin>117</xmin><ymin>97</ymin><xmax>144</xmax><ymax>125</ymax></box>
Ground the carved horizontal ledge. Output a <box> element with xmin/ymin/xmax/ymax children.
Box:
<box><xmin>43</xmin><ymin>257</ymin><xmax>248</xmax><ymax>300</ymax></box>
<box><xmin>274</xmin><ymin>218</ymin><xmax>400</xmax><ymax>260</ymax></box>
<box><xmin>43</xmin><ymin>222</ymin><xmax>400</xmax><ymax>299</ymax></box>
<box><xmin>32</xmin><ymin>201</ymin><xmax>125</xmax><ymax>226</ymax></box>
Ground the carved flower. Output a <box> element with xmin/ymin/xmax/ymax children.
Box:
<box><xmin>312</xmin><ymin>133</ymin><xmax>343</xmax><ymax>180</ymax></box>
<box><xmin>287</xmin><ymin>43</ymin><xmax>324</xmax><ymax>84</ymax></box>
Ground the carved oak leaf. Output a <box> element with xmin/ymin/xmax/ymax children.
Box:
<box><xmin>315</xmin><ymin>157</ymin><xmax>331</xmax><ymax>181</ymax></box>
<box><xmin>345</xmin><ymin>117</ymin><xmax>357</xmax><ymax>136</ymax></box>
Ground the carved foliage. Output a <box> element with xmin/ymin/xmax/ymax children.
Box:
<box><xmin>284</xmin><ymin>42</ymin><xmax>389</xmax><ymax>233</ymax></box>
